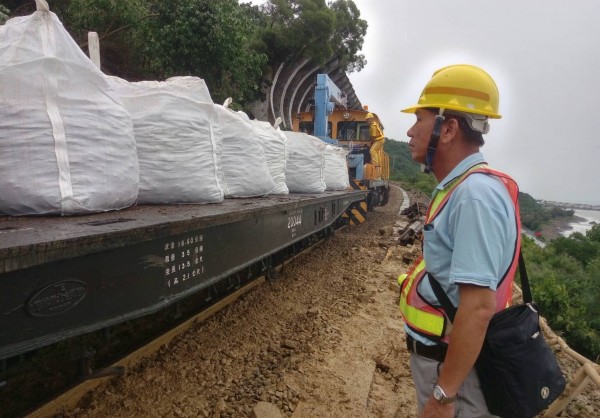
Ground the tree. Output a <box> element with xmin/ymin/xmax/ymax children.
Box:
<box><xmin>522</xmin><ymin>233</ymin><xmax>600</xmax><ymax>360</ymax></box>
<box><xmin>585</xmin><ymin>256</ymin><xmax>600</xmax><ymax>332</ymax></box>
<box><xmin>551</xmin><ymin>233</ymin><xmax>599</xmax><ymax>267</ymax></box>
<box><xmin>330</xmin><ymin>0</ymin><xmax>367</xmax><ymax>72</ymax></box>
<box><xmin>256</xmin><ymin>0</ymin><xmax>333</xmax><ymax>67</ymax></box>
<box><xmin>518</xmin><ymin>192</ymin><xmax>551</xmax><ymax>231</ymax></box>
<box><xmin>256</xmin><ymin>0</ymin><xmax>366</xmax><ymax>72</ymax></box>
<box><xmin>2</xmin><ymin>0</ymin><xmax>155</xmax><ymax>79</ymax></box>
<box><xmin>0</xmin><ymin>4</ymin><xmax>9</xmax><ymax>24</ymax></box>
<box><xmin>586</xmin><ymin>223</ymin><xmax>600</xmax><ymax>243</ymax></box>
<box><xmin>57</xmin><ymin>0</ymin><xmax>152</xmax><ymax>79</ymax></box>
<box><xmin>549</xmin><ymin>206</ymin><xmax>574</xmax><ymax>218</ymax></box>
<box><xmin>384</xmin><ymin>140</ymin><xmax>437</xmax><ymax>195</ymax></box>
<box><xmin>140</xmin><ymin>0</ymin><xmax>267</xmax><ymax>104</ymax></box>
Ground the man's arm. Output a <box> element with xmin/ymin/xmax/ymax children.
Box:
<box><xmin>419</xmin><ymin>284</ymin><xmax>496</xmax><ymax>417</ymax></box>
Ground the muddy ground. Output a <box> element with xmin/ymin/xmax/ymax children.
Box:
<box><xmin>54</xmin><ymin>186</ymin><xmax>599</xmax><ymax>418</ymax></box>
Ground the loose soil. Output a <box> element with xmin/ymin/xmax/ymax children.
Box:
<box><xmin>54</xmin><ymin>186</ymin><xmax>599</xmax><ymax>418</ymax></box>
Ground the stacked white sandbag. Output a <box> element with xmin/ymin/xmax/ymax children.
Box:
<box><xmin>324</xmin><ymin>145</ymin><xmax>350</xmax><ymax>190</ymax></box>
<box><xmin>283</xmin><ymin>132</ymin><xmax>327</xmax><ymax>193</ymax></box>
<box><xmin>108</xmin><ymin>76</ymin><xmax>223</xmax><ymax>204</ymax></box>
<box><xmin>215</xmin><ymin>107</ymin><xmax>276</xmax><ymax>197</ymax></box>
<box><xmin>252</xmin><ymin>121</ymin><xmax>289</xmax><ymax>195</ymax></box>
<box><xmin>0</xmin><ymin>1</ymin><xmax>139</xmax><ymax>216</ymax></box>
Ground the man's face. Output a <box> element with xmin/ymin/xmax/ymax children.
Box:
<box><xmin>407</xmin><ymin>109</ymin><xmax>436</xmax><ymax>164</ymax></box>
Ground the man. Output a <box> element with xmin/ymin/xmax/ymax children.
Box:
<box><xmin>398</xmin><ymin>64</ymin><xmax>521</xmax><ymax>417</ymax></box>
<box><xmin>366</xmin><ymin>112</ymin><xmax>385</xmax><ymax>177</ymax></box>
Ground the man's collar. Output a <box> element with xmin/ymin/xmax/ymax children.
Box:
<box><xmin>436</xmin><ymin>152</ymin><xmax>486</xmax><ymax>191</ymax></box>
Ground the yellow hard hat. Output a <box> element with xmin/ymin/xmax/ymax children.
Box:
<box><xmin>401</xmin><ymin>64</ymin><xmax>501</xmax><ymax>119</ymax></box>
<box><xmin>366</xmin><ymin>112</ymin><xmax>374</xmax><ymax>119</ymax></box>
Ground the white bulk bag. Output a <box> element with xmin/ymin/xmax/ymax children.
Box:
<box><xmin>283</xmin><ymin>132</ymin><xmax>327</xmax><ymax>193</ymax></box>
<box><xmin>252</xmin><ymin>121</ymin><xmax>288</xmax><ymax>195</ymax></box>
<box><xmin>324</xmin><ymin>145</ymin><xmax>350</xmax><ymax>190</ymax></box>
<box><xmin>108</xmin><ymin>76</ymin><xmax>223</xmax><ymax>204</ymax></box>
<box><xmin>0</xmin><ymin>2</ymin><xmax>139</xmax><ymax>215</ymax></box>
<box><xmin>216</xmin><ymin>107</ymin><xmax>275</xmax><ymax>197</ymax></box>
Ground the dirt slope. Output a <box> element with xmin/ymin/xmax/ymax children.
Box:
<box><xmin>55</xmin><ymin>186</ymin><xmax>599</xmax><ymax>418</ymax></box>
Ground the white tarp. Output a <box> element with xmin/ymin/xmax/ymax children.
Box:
<box><xmin>0</xmin><ymin>3</ymin><xmax>139</xmax><ymax>215</ymax></box>
<box><xmin>216</xmin><ymin>107</ymin><xmax>275</xmax><ymax>197</ymax></box>
<box><xmin>108</xmin><ymin>76</ymin><xmax>223</xmax><ymax>204</ymax></box>
<box><xmin>283</xmin><ymin>132</ymin><xmax>327</xmax><ymax>193</ymax></box>
<box><xmin>324</xmin><ymin>145</ymin><xmax>350</xmax><ymax>190</ymax></box>
<box><xmin>252</xmin><ymin>120</ymin><xmax>288</xmax><ymax>195</ymax></box>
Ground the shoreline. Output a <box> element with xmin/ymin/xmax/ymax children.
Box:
<box><xmin>538</xmin><ymin>214</ymin><xmax>587</xmax><ymax>241</ymax></box>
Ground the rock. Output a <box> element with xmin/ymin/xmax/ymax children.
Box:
<box><xmin>248</xmin><ymin>401</ymin><xmax>275</xmax><ymax>416</ymax></box>
<box><xmin>379</xmin><ymin>226</ymin><xmax>394</xmax><ymax>236</ymax></box>
<box><xmin>281</xmin><ymin>339</ymin><xmax>298</xmax><ymax>350</ymax></box>
<box><xmin>215</xmin><ymin>398</ymin><xmax>227</xmax><ymax>413</ymax></box>
<box><xmin>307</xmin><ymin>307</ymin><xmax>321</xmax><ymax>316</ymax></box>
<box><xmin>358</xmin><ymin>294</ymin><xmax>371</xmax><ymax>303</ymax></box>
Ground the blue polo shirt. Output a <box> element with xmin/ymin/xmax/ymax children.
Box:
<box><xmin>406</xmin><ymin>152</ymin><xmax>518</xmax><ymax>346</ymax></box>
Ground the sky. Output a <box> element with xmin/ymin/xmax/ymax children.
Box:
<box><xmin>244</xmin><ymin>0</ymin><xmax>600</xmax><ymax>205</ymax></box>
<box><xmin>348</xmin><ymin>0</ymin><xmax>600</xmax><ymax>205</ymax></box>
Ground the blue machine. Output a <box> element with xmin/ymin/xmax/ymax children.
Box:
<box><xmin>311</xmin><ymin>73</ymin><xmax>390</xmax><ymax>212</ymax></box>
<box><xmin>313</xmin><ymin>74</ymin><xmax>346</xmax><ymax>144</ymax></box>
<box><xmin>313</xmin><ymin>74</ymin><xmax>366</xmax><ymax>180</ymax></box>
<box><xmin>346</xmin><ymin>154</ymin><xmax>365</xmax><ymax>180</ymax></box>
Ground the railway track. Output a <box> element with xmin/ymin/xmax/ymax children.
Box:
<box><xmin>31</xmin><ymin>185</ymin><xmax>425</xmax><ymax>418</ymax></box>
<box><xmin>26</xmin><ymin>278</ymin><xmax>267</xmax><ymax>418</ymax></box>
<box><xmin>6</xmin><ymin>228</ymin><xmax>334</xmax><ymax>418</ymax></box>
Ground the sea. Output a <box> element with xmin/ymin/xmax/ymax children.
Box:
<box><xmin>560</xmin><ymin>209</ymin><xmax>600</xmax><ymax>237</ymax></box>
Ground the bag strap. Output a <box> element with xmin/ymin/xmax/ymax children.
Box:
<box><xmin>518</xmin><ymin>250</ymin><xmax>532</xmax><ymax>304</ymax></box>
<box><xmin>429</xmin><ymin>274</ymin><xmax>457</xmax><ymax>323</ymax></box>
<box><xmin>429</xmin><ymin>249</ymin><xmax>532</xmax><ymax>324</ymax></box>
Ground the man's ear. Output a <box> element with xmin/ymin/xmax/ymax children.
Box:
<box><xmin>440</xmin><ymin>118</ymin><xmax>459</xmax><ymax>144</ymax></box>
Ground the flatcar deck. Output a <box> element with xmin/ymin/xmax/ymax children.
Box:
<box><xmin>0</xmin><ymin>190</ymin><xmax>366</xmax><ymax>358</ymax></box>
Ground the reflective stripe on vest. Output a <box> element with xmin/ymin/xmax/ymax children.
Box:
<box><xmin>399</xmin><ymin>257</ymin><xmax>446</xmax><ymax>337</ymax></box>
<box><xmin>398</xmin><ymin>164</ymin><xmax>521</xmax><ymax>342</ymax></box>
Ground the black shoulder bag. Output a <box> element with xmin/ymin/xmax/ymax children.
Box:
<box><xmin>429</xmin><ymin>252</ymin><xmax>566</xmax><ymax>418</ymax></box>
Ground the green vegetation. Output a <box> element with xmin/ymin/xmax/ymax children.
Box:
<box><xmin>140</xmin><ymin>0</ymin><xmax>267</xmax><ymax>104</ymax></box>
<box><xmin>522</xmin><ymin>226</ymin><xmax>600</xmax><ymax>361</ymax></box>
<box><xmin>2</xmin><ymin>0</ymin><xmax>367</xmax><ymax>107</ymax></box>
<box><xmin>0</xmin><ymin>5</ymin><xmax>9</xmax><ymax>24</ymax></box>
<box><xmin>384</xmin><ymin>140</ymin><xmax>437</xmax><ymax>196</ymax></box>
<box><xmin>251</xmin><ymin>0</ymin><xmax>366</xmax><ymax>74</ymax></box>
<box><xmin>519</xmin><ymin>192</ymin><xmax>574</xmax><ymax>231</ymax></box>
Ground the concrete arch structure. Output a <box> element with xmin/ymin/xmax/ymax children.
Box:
<box><xmin>266</xmin><ymin>59</ymin><xmax>363</xmax><ymax>128</ymax></box>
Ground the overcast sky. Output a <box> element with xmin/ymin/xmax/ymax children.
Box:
<box><xmin>347</xmin><ymin>0</ymin><xmax>600</xmax><ymax>205</ymax></box>
<box><xmin>245</xmin><ymin>0</ymin><xmax>600</xmax><ymax>205</ymax></box>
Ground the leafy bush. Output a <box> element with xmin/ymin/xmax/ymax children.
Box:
<box><xmin>522</xmin><ymin>235</ymin><xmax>600</xmax><ymax>360</ymax></box>
<box><xmin>0</xmin><ymin>5</ymin><xmax>9</xmax><ymax>24</ymax></box>
<box><xmin>384</xmin><ymin>139</ymin><xmax>437</xmax><ymax>195</ymax></box>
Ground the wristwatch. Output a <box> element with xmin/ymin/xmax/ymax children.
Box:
<box><xmin>433</xmin><ymin>384</ymin><xmax>457</xmax><ymax>404</ymax></box>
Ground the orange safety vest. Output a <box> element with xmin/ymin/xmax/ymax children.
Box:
<box><xmin>398</xmin><ymin>164</ymin><xmax>521</xmax><ymax>343</ymax></box>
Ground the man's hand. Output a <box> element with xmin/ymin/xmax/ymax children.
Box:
<box><xmin>419</xmin><ymin>396</ymin><xmax>455</xmax><ymax>418</ymax></box>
